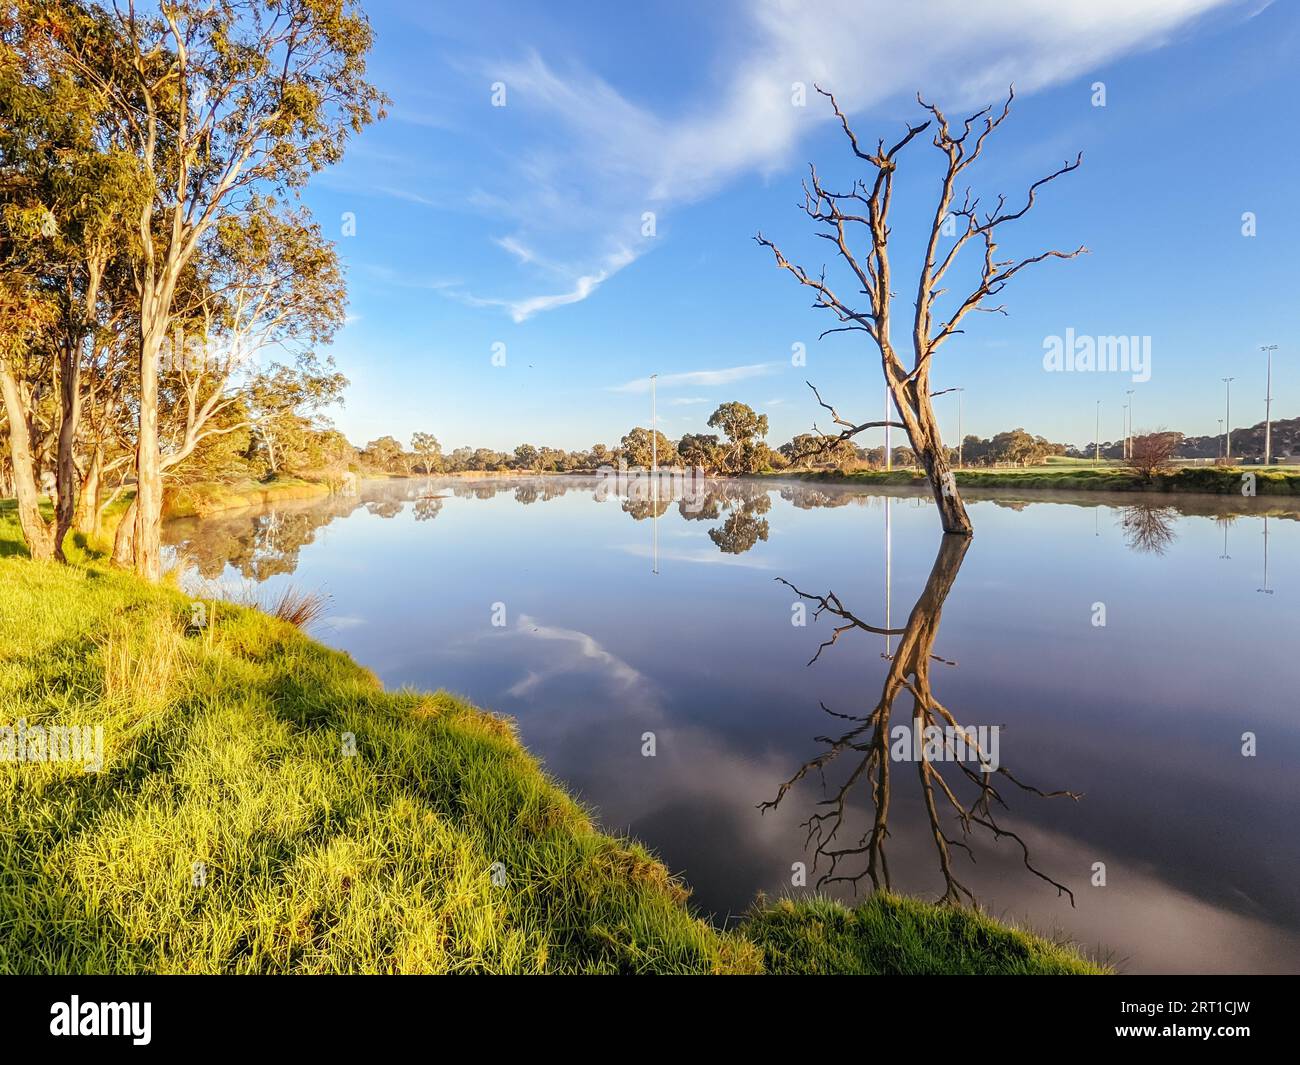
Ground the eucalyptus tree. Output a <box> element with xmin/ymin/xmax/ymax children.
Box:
<box><xmin>411</xmin><ymin>432</ymin><xmax>442</xmax><ymax>475</ymax></box>
<box><xmin>38</xmin><ymin>0</ymin><xmax>384</xmax><ymax>577</ymax></box>
<box><xmin>706</xmin><ymin>401</ymin><xmax>769</xmax><ymax>474</ymax></box>
<box><xmin>0</xmin><ymin>1</ymin><xmax>141</xmax><ymax>559</ymax></box>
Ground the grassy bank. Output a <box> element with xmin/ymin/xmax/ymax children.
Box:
<box><xmin>776</xmin><ymin>464</ymin><xmax>1300</xmax><ymax>495</ymax></box>
<box><xmin>0</xmin><ymin>506</ymin><xmax>1103</xmax><ymax>974</ymax></box>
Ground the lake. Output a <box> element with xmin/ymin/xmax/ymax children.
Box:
<box><xmin>164</xmin><ymin>475</ymin><xmax>1300</xmax><ymax>974</ymax></box>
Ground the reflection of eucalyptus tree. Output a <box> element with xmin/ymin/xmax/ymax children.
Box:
<box><xmin>1118</xmin><ymin>504</ymin><xmax>1178</xmax><ymax>555</ymax></box>
<box><xmin>708</xmin><ymin>510</ymin><xmax>770</xmax><ymax>555</ymax></box>
<box><xmin>167</xmin><ymin>496</ymin><xmax>365</xmax><ymax>581</ymax></box>
<box><xmin>655</xmin><ymin>484</ymin><xmax>775</xmax><ymax>555</ymax></box>
<box><xmin>412</xmin><ymin>496</ymin><xmax>443</xmax><ymax>522</ymax></box>
<box><xmin>765</xmin><ymin>536</ymin><xmax>1079</xmax><ymax>905</ymax></box>
<box><xmin>707</xmin><ymin>494</ymin><xmax>772</xmax><ymax>555</ymax></box>
<box><xmin>621</xmin><ymin>497</ymin><xmax>672</xmax><ymax>520</ymax></box>
<box><xmin>779</xmin><ymin>486</ymin><xmax>852</xmax><ymax>510</ymax></box>
<box><xmin>365</xmin><ymin>499</ymin><xmax>405</xmax><ymax>519</ymax></box>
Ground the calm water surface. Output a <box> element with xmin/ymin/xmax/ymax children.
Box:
<box><xmin>164</xmin><ymin>476</ymin><xmax>1300</xmax><ymax>974</ymax></box>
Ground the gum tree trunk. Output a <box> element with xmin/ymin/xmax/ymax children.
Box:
<box><xmin>53</xmin><ymin>336</ymin><xmax>82</xmax><ymax>561</ymax></box>
<box><xmin>905</xmin><ymin>385</ymin><xmax>971</xmax><ymax>537</ymax></box>
<box><xmin>0</xmin><ymin>363</ymin><xmax>55</xmax><ymax>560</ymax></box>
<box><xmin>133</xmin><ymin>310</ymin><xmax>165</xmax><ymax>580</ymax></box>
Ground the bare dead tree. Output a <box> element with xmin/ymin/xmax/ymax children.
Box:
<box><xmin>1126</xmin><ymin>429</ymin><xmax>1183</xmax><ymax>483</ymax></box>
<box><xmin>756</xmin><ymin>86</ymin><xmax>1086</xmax><ymax>535</ymax></box>
<box><xmin>764</xmin><ymin>536</ymin><xmax>1080</xmax><ymax>906</ymax></box>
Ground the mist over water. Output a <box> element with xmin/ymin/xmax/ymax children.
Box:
<box><xmin>165</xmin><ymin>476</ymin><xmax>1300</xmax><ymax>974</ymax></box>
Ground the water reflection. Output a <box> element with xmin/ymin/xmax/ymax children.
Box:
<box><xmin>767</xmin><ymin>532</ymin><xmax>1078</xmax><ymax>906</ymax></box>
<box><xmin>161</xmin><ymin>475</ymin><xmax>1300</xmax><ymax>972</ymax></box>
<box><xmin>1119</xmin><ymin>504</ymin><xmax>1179</xmax><ymax>555</ymax></box>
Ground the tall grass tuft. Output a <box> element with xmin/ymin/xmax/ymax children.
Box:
<box><xmin>264</xmin><ymin>585</ymin><xmax>332</xmax><ymax>629</ymax></box>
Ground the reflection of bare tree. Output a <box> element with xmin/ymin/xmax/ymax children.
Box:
<box><xmin>764</xmin><ymin>536</ymin><xmax>1078</xmax><ymax>906</ymax></box>
<box><xmin>1119</xmin><ymin>504</ymin><xmax>1178</xmax><ymax>555</ymax></box>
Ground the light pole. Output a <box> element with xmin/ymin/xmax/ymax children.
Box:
<box><xmin>884</xmin><ymin>386</ymin><xmax>892</xmax><ymax>471</ymax></box>
<box><xmin>953</xmin><ymin>387</ymin><xmax>965</xmax><ymax>468</ymax></box>
<box><xmin>1125</xmin><ymin>388</ymin><xmax>1135</xmax><ymax>458</ymax></box>
<box><xmin>1095</xmin><ymin>400</ymin><xmax>1101</xmax><ymax>464</ymax></box>
<box><xmin>650</xmin><ymin>374</ymin><xmax>657</xmax><ymax>475</ymax></box>
<box><xmin>1222</xmin><ymin>377</ymin><xmax>1234</xmax><ymax>463</ymax></box>
<box><xmin>650</xmin><ymin>374</ymin><xmax>658</xmax><ymax>575</ymax></box>
<box><xmin>1261</xmin><ymin>345</ymin><xmax>1277</xmax><ymax>466</ymax></box>
<box><xmin>1218</xmin><ymin>418</ymin><xmax>1224</xmax><ymax>461</ymax></box>
<box><xmin>1121</xmin><ymin>403</ymin><xmax>1129</xmax><ymax>460</ymax></box>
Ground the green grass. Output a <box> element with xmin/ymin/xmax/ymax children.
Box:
<box><xmin>0</xmin><ymin>503</ymin><xmax>1103</xmax><ymax>974</ymax></box>
<box><xmin>776</xmin><ymin>464</ymin><xmax>1300</xmax><ymax>494</ymax></box>
<box><xmin>747</xmin><ymin>895</ymin><xmax>1103</xmax><ymax>975</ymax></box>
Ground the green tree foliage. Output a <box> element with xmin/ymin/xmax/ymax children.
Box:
<box><xmin>362</xmin><ymin>436</ymin><xmax>405</xmax><ymax>473</ymax></box>
<box><xmin>707</xmin><ymin>401</ymin><xmax>769</xmax><ymax>474</ymax></box>
<box><xmin>620</xmin><ymin>426</ymin><xmax>678</xmax><ymax>468</ymax></box>
<box><xmin>411</xmin><ymin>432</ymin><xmax>442</xmax><ymax>474</ymax></box>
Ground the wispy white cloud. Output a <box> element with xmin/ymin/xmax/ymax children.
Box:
<box><xmin>457</xmin><ymin>246</ymin><xmax>637</xmax><ymax>323</ymax></box>
<box><xmin>361</xmin><ymin>263</ymin><xmax>461</xmax><ymax>292</ymax></box>
<box><xmin>507</xmin><ymin>613</ymin><xmax>643</xmax><ymax>696</ymax></box>
<box><xmin>374</xmin><ymin>185</ymin><xmax>442</xmax><ymax>208</ymax></box>
<box><xmin>618</xmin><ymin>544</ymin><xmax>774</xmax><ymax>570</ymax></box>
<box><xmin>463</xmin><ymin>0</ymin><xmax>1240</xmax><ymax>319</ymax></box>
<box><xmin>609</xmin><ymin>361</ymin><xmax>783</xmax><ymax>394</ymax></box>
<box><xmin>669</xmin><ymin>396</ymin><xmax>709</xmax><ymax>406</ymax></box>
<box><xmin>492</xmin><ymin>235</ymin><xmax>565</xmax><ymax>276</ymax></box>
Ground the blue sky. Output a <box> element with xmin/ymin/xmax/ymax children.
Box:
<box><xmin>301</xmin><ymin>0</ymin><xmax>1298</xmax><ymax>453</ymax></box>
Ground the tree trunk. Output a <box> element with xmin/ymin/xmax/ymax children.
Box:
<box><xmin>75</xmin><ymin>443</ymin><xmax>103</xmax><ymax>536</ymax></box>
<box><xmin>0</xmin><ymin>363</ymin><xmax>56</xmax><ymax>561</ymax></box>
<box><xmin>112</xmin><ymin>498</ymin><xmax>137</xmax><ymax>567</ymax></box>
<box><xmin>134</xmin><ymin>318</ymin><xmax>164</xmax><ymax>579</ymax></box>
<box><xmin>894</xmin><ymin>380</ymin><xmax>972</xmax><ymax>537</ymax></box>
<box><xmin>53</xmin><ymin>337</ymin><xmax>82</xmax><ymax>561</ymax></box>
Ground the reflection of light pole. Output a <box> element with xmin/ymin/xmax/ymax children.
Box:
<box><xmin>1258</xmin><ymin>516</ymin><xmax>1273</xmax><ymax>594</ymax></box>
<box><xmin>1219</xmin><ymin>518</ymin><xmax>1231</xmax><ymax>560</ymax></box>
<box><xmin>883</xmin><ymin>496</ymin><xmax>892</xmax><ymax>659</ymax></box>
<box><xmin>1095</xmin><ymin>400</ymin><xmax>1101</xmax><ymax>464</ymax></box>
<box><xmin>1261</xmin><ymin>345</ymin><xmax>1277</xmax><ymax>466</ymax></box>
<box><xmin>1222</xmin><ymin>377</ymin><xmax>1234</xmax><ymax>463</ymax></box>
<box><xmin>650</xmin><ymin>374</ymin><xmax>658</xmax><ymax>575</ymax></box>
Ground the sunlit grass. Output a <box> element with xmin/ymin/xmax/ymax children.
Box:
<box><xmin>746</xmin><ymin>895</ymin><xmax>1106</xmax><ymax>975</ymax></box>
